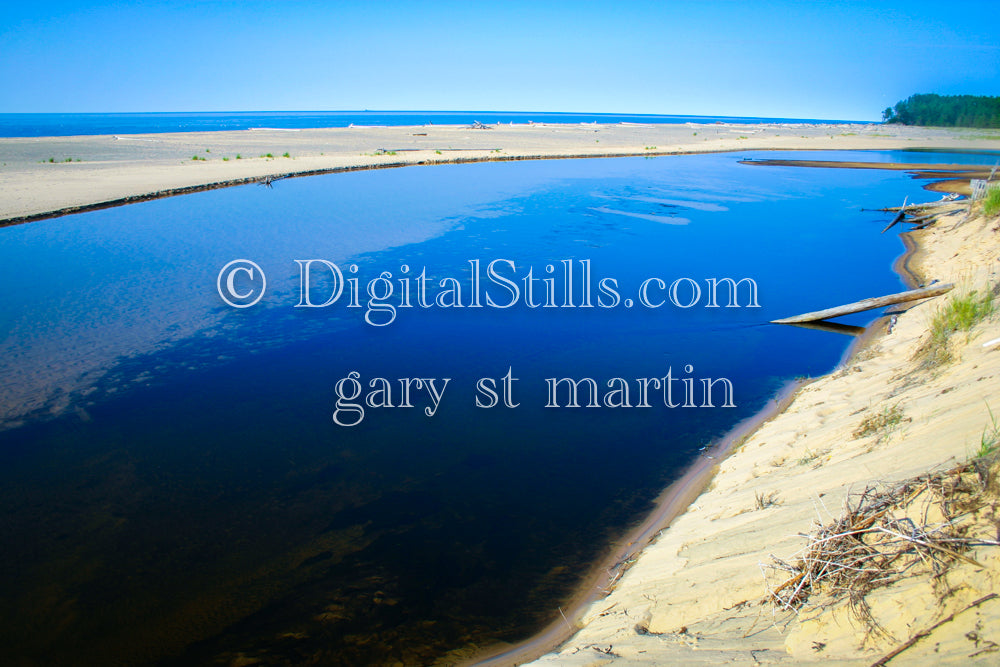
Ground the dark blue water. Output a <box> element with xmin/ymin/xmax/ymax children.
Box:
<box><xmin>0</xmin><ymin>151</ymin><xmax>945</xmax><ymax>665</ymax></box>
<box><xmin>0</xmin><ymin>111</ymin><xmax>866</xmax><ymax>138</ymax></box>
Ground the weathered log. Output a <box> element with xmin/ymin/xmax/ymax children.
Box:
<box><xmin>771</xmin><ymin>283</ymin><xmax>954</xmax><ymax>324</ymax></box>
<box><xmin>881</xmin><ymin>196</ymin><xmax>908</xmax><ymax>233</ymax></box>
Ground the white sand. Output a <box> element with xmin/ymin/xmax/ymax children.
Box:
<box><xmin>2</xmin><ymin>122</ymin><xmax>998</xmax><ymax>223</ymax></box>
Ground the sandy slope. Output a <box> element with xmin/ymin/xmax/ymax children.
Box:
<box><xmin>2</xmin><ymin>122</ymin><xmax>998</xmax><ymax>223</ymax></box>
<box><xmin>523</xmin><ymin>200</ymin><xmax>1000</xmax><ymax>664</ymax></box>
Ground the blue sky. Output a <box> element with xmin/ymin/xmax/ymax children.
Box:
<box><xmin>1</xmin><ymin>0</ymin><xmax>997</xmax><ymax>120</ymax></box>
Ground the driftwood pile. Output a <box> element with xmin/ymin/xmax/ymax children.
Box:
<box><xmin>880</xmin><ymin>194</ymin><xmax>963</xmax><ymax>233</ymax></box>
<box><xmin>761</xmin><ymin>456</ymin><xmax>999</xmax><ymax>635</ymax></box>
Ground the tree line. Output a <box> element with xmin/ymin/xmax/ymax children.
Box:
<box><xmin>882</xmin><ymin>94</ymin><xmax>1000</xmax><ymax>128</ymax></box>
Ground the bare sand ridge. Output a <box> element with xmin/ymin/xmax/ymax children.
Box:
<box><xmin>518</xmin><ymin>196</ymin><xmax>1000</xmax><ymax>664</ymax></box>
<box><xmin>2</xmin><ymin>122</ymin><xmax>999</xmax><ymax>224</ymax></box>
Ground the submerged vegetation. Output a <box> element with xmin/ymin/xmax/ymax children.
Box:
<box><xmin>883</xmin><ymin>94</ymin><xmax>1000</xmax><ymax>128</ymax></box>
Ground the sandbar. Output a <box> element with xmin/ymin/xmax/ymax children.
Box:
<box><xmin>2</xmin><ymin>122</ymin><xmax>999</xmax><ymax>224</ymax></box>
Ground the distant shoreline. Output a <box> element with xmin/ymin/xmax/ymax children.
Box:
<box><xmin>0</xmin><ymin>111</ymin><xmax>873</xmax><ymax>138</ymax></box>
<box><xmin>1</xmin><ymin>121</ymin><xmax>998</xmax><ymax>225</ymax></box>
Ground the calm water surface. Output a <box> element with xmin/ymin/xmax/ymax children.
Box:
<box><xmin>0</xmin><ymin>151</ymin><xmax>955</xmax><ymax>665</ymax></box>
<box><xmin>0</xmin><ymin>111</ymin><xmax>863</xmax><ymax>137</ymax></box>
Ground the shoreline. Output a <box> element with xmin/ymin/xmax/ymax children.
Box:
<box><xmin>468</xmin><ymin>379</ymin><xmax>807</xmax><ymax>667</ymax></box>
<box><xmin>3</xmin><ymin>122</ymin><xmax>998</xmax><ymax>664</ymax></box>
<box><xmin>522</xmin><ymin>189</ymin><xmax>1000</xmax><ymax>663</ymax></box>
<box><xmin>2</xmin><ymin>121</ymin><xmax>999</xmax><ymax>225</ymax></box>
<box><xmin>469</xmin><ymin>209</ymin><xmax>920</xmax><ymax>667</ymax></box>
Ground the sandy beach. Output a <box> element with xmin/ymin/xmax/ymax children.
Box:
<box><xmin>513</xmin><ymin>182</ymin><xmax>1000</xmax><ymax>663</ymax></box>
<box><xmin>3</xmin><ymin>122</ymin><xmax>1000</xmax><ymax>665</ymax></box>
<box><xmin>2</xmin><ymin>122</ymin><xmax>999</xmax><ymax>225</ymax></box>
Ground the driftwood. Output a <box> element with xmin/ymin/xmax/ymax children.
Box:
<box><xmin>881</xmin><ymin>197</ymin><xmax>908</xmax><ymax>233</ymax></box>
<box><xmin>771</xmin><ymin>284</ymin><xmax>954</xmax><ymax>324</ymax></box>
<box><xmin>870</xmin><ymin>594</ymin><xmax>998</xmax><ymax>666</ymax></box>
<box><xmin>762</xmin><ymin>458</ymin><xmax>1000</xmax><ymax>639</ymax></box>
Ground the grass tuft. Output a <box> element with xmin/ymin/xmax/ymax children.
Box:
<box><xmin>917</xmin><ymin>286</ymin><xmax>995</xmax><ymax>367</ymax></box>
<box><xmin>983</xmin><ymin>187</ymin><xmax>1000</xmax><ymax>218</ymax></box>
<box><xmin>976</xmin><ymin>405</ymin><xmax>1000</xmax><ymax>458</ymax></box>
<box><xmin>754</xmin><ymin>490</ymin><xmax>781</xmax><ymax>510</ymax></box>
<box><xmin>853</xmin><ymin>403</ymin><xmax>907</xmax><ymax>444</ymax></box>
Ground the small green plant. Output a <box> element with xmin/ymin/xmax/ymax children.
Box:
<box><xmin>644</xmin><ymin>146</ymin><xmax>657</xmax><ymax>150</ymax></box>
<box><xmin>918</xmin><ymin>286</ymin><xmax>996</xmax><ymax>367</ymax></box>
<box><xmin>976</xmin><ymin>405</ymin><xmax>1000</xmax><ymax>458</ymax></box>
<box><xmin>48</xmin><ymin>157</ymin><xmax>55</xmax><ymax>163</ymax></box>
<box><xmin>435</xmin><ymin>150</ymin><xmax>442</xmax><ymax>155</ymax></box>
<box><xmin>236</xmin><ymin>154</ymin><xmax>242</xmax><ymax>159</ymax></box>
<box><xmin>692</xmin><ymin>132</ymin><xmax>697</xmax><ymax>136</ymax></box>
<box><xmin>191</xmin><ymin>155</ymin><xmax>199</xmax><ymax>161</ymax></box>
<box><xmin>265</xmin><ymin>153</ymin><xmax>274</xmax><ymax>158</ymax></box>
<box><xmin>282</xmin><ymin>152</ymin><xmax>290</xmax><ymax>158</ymax></box>
<box><xmin>205</xmin><ymin>148</ymin><xmax>210</xmax><ymax>153</ymax></box>
<box><xmin>222</xmin><ymin>157</ymin><xmax>229</xmax><ymax>161</ymax></box>
<box><xmin>983</xmin><ymin>187</ymin><xmax>1000</xmax><ymax>218</ymax></box>
<box><xmin>853</xmin><ymin>403</ymin><xmax>907</xmax><ymax>444</ymax></box>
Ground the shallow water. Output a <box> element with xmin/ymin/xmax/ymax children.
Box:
<box><xmin>0</xmin><ymin>151</ymin><xmax>960</xmax><ymax>664</ymax></box>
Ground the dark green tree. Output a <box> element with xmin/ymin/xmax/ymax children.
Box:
<box><xmin>882</xmin><ymin>94</ymin><xmax>1000</xmax><ymax>128</ymax></box>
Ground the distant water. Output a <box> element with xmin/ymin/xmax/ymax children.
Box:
<box><xmin>0</xmin><ymin>110</ymin><xmax>867</xmax><ymax>138</ymax></box>
<box><xmin>0</xmin><ymin>150</ymin><xmax>949</xmax><ymax>665</ymax></box>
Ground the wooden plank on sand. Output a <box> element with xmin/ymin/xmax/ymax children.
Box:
<box><xmin>771</xmin><ymin>283</ymin><xmax>954</xmax><ymax>324</ymax></box>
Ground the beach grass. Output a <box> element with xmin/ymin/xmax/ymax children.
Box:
<box><xmin>853</xmin><ymin>402</ymin><xmax>906</xmax><ymax>444</ymax></box>
<box><xmin>983</xmin><ymin>187</ymin><xmax>1000</xmax><ymax>218</ymax></box>
<box><xmin>917</xmin><ymin>285</ymin><xmax>996</xmax><ymax>367</ymax></box>
<box><xmin>976</xmin><ymin>405</ymin><xmax>1000</xmax><ymax>458</ymax></box>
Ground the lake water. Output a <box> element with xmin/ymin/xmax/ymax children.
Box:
<box><xmin>0</xmin><ymin>110</ymin><xmax>865</xmax><ymax>138</ymax></box>
<box><xmin>0</xmin><ymin>150</ymin><xmax>955</xmax><ymax>664</ymax></box>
